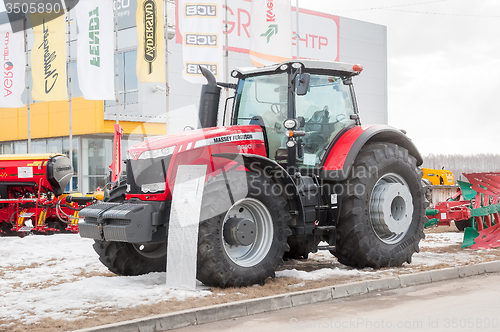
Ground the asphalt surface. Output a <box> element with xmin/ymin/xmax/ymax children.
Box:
<box><xmin>174</xmin><ymin>273</ymin><xmax>500</xmax><ymax>332</ymax></box>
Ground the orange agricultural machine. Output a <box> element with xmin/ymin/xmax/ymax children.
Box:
<box><xmin>426</xmin><ymin>172</ymin><xmax>500</xmax><ymax>249</ymax></box>
<box><xmin>0</xmin><ymin>153</ymin><xmax>96</xmax><ymax>236</ymax></box>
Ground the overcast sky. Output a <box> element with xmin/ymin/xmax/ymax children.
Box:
<box><xmin>298</xmin><ymin>0</ymin><xmax>500</xmax><ymax>156</ymax></box>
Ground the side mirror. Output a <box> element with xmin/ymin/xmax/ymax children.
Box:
<box><xmin>296</xmin><ymin>73</ymin><xmax>310</xmax><ymax>96</ymax></box>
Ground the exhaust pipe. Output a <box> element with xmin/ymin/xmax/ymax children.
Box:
<box><xmin>198</xmin><ymin>66</ymin><xmax>221</xmax><ymax>129</ymax></box>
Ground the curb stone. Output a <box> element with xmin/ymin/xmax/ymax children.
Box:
<box><xmin>398</xmin><ymin>271</ymin><xmax>432</xmax><ymax>287</ymax></box>
<box><xmin>429</xmin><ymin>267</ymin><xmax>459</xmax><ymax>282</ymax></box>
<box><xmin>333</xmin><ymin>281</ymin><xmax>368</xmax><ymax>298</ymax></box>
<box><xmin>74</xmin><ymin>261</ymin><xmax>500</xmax><ymax>332</ymax></box>
<box><xmin>458</xmin><ymin>264</ymin><xmax>486</xmax><ymax>277</ymax></box>
<box><xmin>365</xmin><ymin>276</ymin><xmax>400</xmax><ymax>292</ymax></box>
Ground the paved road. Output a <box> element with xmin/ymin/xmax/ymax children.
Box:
<box><xmin>176</xmin><ymin>273</ymin><xmax>500</xmax><ymax>332</ymax></box>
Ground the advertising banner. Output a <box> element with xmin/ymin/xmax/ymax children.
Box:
<box><xmin>0</xmin><ymin>26</ymin><xmax>25</xmax><ymax>108</ymax></box>
<box><xmin>31</xmin><ymin>12</ymin><xmax>67</xmax><ymax>102</ymax></box>
<box><xmin>249</xmin><ymin>0</ymin><xmax>292</xmax><ymax>67</ymax></box>
<box><xmin>177</xmin><ymin>0</ymin><xmax>223</xmax><ymax>84</ymax></box>
<box><xmin>76</xmin><ymin>0</ymin><xmax>115</xmax><ymax>100</ymax></box>
<box><xmin>175</xmin><ymin>0</ymin><xmax>339</xmax><ymax>64</ymax></box>
<box><xmin>136</xmin><ymin>0</ymin><xmax>165</xmax><ymax>83</ymax></box>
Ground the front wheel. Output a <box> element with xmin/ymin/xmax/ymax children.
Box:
<box><xmin>92</xmin><ymin>184</ymin><xmax>167</xmax><ymax>276</ymax></box>
<box><xmin>197</xmin><ymin>171</ymin><xmax>291</xmax><ymax>287</ymax></box>
<box><xmin>333</xmin><ymin>143</ymin><xmax>426</xmax><ymax>268</ymax></box>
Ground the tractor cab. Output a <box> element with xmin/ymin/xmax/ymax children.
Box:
<box><xmin>231</xmin><ymin>60</ymin><xmax>362</xmax><ymax>170</ymax></box>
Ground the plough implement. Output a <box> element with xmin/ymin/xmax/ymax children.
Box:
<box><xmin>0</xmin><ymin>154</ymin><xmax>98</xmax><ymax>236</ymax></box>
<box><xmin>426</xmin><ymin>172</ymin><xmax>500</xmax><ymax>249</ymax></box>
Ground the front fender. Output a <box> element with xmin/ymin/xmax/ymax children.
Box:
<box><xmin>321</xmin><ymin>125</ymin><xmax>423</xmax><ymax>181</ymax></box>
<box><xmin>212</xmin><ymin>153</ymin><xmax>305</xmax><ymax>227</ymax></box>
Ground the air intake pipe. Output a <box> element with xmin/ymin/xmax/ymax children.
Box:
<box><xmin>198</xmin><ymin>66</ymin><xmax>221</xmax><ymax>129</ymax></box>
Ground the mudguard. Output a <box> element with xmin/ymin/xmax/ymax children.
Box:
<box><xmin>212</xmin><ymin>153</ymin><xmax>305</xmax><ymax>227</ymax></box>
<box><xmin>321</xmin><ymin>125</ymin><xmax>423</xmax><ymax>181</ymax></box>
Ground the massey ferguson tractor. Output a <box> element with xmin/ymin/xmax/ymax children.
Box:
<box><xmin>79</xmin><ymin>60</ymin><xmax>427</xmax><ymax>287</ymax></box>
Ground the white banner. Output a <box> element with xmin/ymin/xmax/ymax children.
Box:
<box><xmin>76</xmin><ymin>0</ymin><xmax>115</xmax><ymax>100</ymax></box>
<box><xmin>249</xmin><ymin>0</ymin><xmax>292</xmax><ymax>67</ymax></box>
<box><xmin>175</xmin><ymin>1</ymin><xmax>339</xmax><ymax>63</ymax></box>
<box><xmin>178</xmin><ymin>0</ymin><xmax>223</xmax><ymax>84</ymax></box>
<box><xmin>0</xmin><ymin>26</ymin><xmax>25</xmax><ymax>108</ymax></box>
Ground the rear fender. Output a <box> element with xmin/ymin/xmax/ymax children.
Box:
<box><xmin>321</xmin><ymin>125</ymin><xmax>423</xmax><ymax>181</ymax></box>
<box><xmin>212</xmin><ymin>153</ymin><xmax>305</xmax><ymax>227</ymax></box>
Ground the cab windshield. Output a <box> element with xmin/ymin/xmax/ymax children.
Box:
<box><xmin>234</xmin><ymin>73</ymin><xmax>356</xmax><ymax>168</ymax></box>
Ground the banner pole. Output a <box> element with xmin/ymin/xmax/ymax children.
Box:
<box><xmin>67</xmin><ymin>7</ymin><xmax>74</xmax><ymax>191</ymax></box>
<box><xmin>24</xmin><ymin>18</ymin><xmax>31</xmax><ymax>153</ymax></box>
<box><xmin>164</xmin><ymin>0</ymin><xmax>169</xmax><ymax>134</ymax></box>
<box><xmin>224</xmin><ymin>0</ymin><xmax>229</xmax><ymax>125</ymax></box>
<box><xmin>114</xmin><ymin>0</ymin><xmax>119</xmax><ymax>124</ymax></box>
<box><xmin>296</xmin><ymin>0</ymin><xmax>300</xmax><ymax>59</ymax></box>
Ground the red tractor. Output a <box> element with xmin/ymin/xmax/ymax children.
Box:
<box><xmin>79</xmin><ymin>60</ymin><xmax>427</xmax><ymax>287</ymax></box>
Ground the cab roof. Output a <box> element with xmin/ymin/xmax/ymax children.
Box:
<box><xmin>233</xmin><ymin>59</ymin><xmax>362</xmax><ymax>78</ymax></box>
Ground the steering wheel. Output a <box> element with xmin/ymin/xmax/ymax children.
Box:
<box><xmin>271</xmin><ymin>103</ymin><xmax>281</xmax><ymax>114</ymax></box>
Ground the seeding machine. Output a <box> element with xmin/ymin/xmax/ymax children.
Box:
<box><xmin>426</xmin><ymin>172</ymin><xmax>500</xmax><ymax>249</ymax></box>
<box><xmin>0</xmin><ymin>153</ymin><xmax>93</xmax><ymax>236</ymax></box>
<box><xmin>0</xmin><ymin>125</ymin><xmax>123</xmax><ymax>237</ymax></box>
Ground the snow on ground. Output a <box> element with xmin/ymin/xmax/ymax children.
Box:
<box><xmin>0</xmin><ymin>235</ymin><xmax>211</xmax><ymax>325</ymax></box>
<box><xmin>0</xmin><ymin>231</ymin><xmax>497</xmax><ymax>327</ymax></box>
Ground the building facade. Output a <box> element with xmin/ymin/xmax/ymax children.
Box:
<box><xmin>0</xmin><ymin>0</ymin><xmax>388</xmax><ymax>193</ymax></box>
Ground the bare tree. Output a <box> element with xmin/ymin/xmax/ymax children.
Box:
<box><xmin>422</xmin><ymin>154</ymin><xmax>500</xmax><ymax>182</ymax></box>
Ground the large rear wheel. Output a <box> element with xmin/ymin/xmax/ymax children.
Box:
<box><xmin>333</xmin><ymin>143</ymin><xmax>426</xmax><ymax>268</ymax></box>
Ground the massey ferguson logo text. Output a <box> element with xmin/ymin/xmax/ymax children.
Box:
<box><xmin>185</xmin><ymin>4</ymin><xmax>217</xmax><ymax>17</ymax></box>
<box><xmin>39</xmin><ymin>20</ymin><xmax>59</xmax><ymax>94</ymax></box>
<box><xmin>144</xmin><ymin>0</ymin><xmax>157</xmax><ymax>74</ymax></box>
<box><xmin>213</xmin><ymin>134</ymin><xmax>253</xmax><ymax>144</ymax></box>
<box><xmin>266</xmin><ymin>0</ymin><xmax>275</xmax><ymax>22</ymax></box>
<box><xmin>3</xmin><ymin>32</ymin><xmax>14</xmax><ymax>97</ymax></box>
<box><xmin>89</xmin><ymin>7</ymin><xmax>100</xmax><ymax>67</ymax></box>
<box><xmin>185</xmin><ymin>33</ymin><xmax>218</xmax><ymax>47</ymax></box>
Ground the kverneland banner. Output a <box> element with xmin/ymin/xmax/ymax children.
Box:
<box><xmin>177</xmin><ymin>0</ymin><xmax>223</xmax><ymax>84</ymax></box>
<box><xmin>136</xmin><ymin>0</ymin><xmax>165</xmax><ymax>83</ymax></box>
<box><xmin>76</xmin><ymin>0</ymin><xmax>115</xmax><ymax>100</ymax></box>
<box><xmin>31</xmin><ymin>13</ymin><xmax>67</xmax><ymax>102</ymax></box>
<box><xmin>249</xmin><ymin>0</ymin><xmax>292</xmax><ymax>67</ymax></box>
<box><xmin>0</xmin><ymin>27</ymin><xmax>25</xmax><ymax>108</ymax></box>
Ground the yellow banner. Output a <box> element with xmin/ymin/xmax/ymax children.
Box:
<box><xmin>31</xmin><ymin>12</ymin><xmax>67</xmax><ymax>102</ymax></box>
<box><xmin>136</xmin><ymin>0</ymin><xmax>165</xmax><ymax>83</ymax></box>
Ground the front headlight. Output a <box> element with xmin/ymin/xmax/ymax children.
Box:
<box><xmin>138</xmin><ymin>146</ymin><xmax>176</xmax><ymax>160</ymax></box>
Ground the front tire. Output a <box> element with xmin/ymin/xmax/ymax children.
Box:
<box><xmin>333</xmin><ymin>143</ymin><xmax>426</xmax><ymax>268</ymax></box>
<box><xmin>197</xmin><ymin>171</ymin><xmax>291</xmax><ymax>287</ymax></box>
<box><xmin>92</xmin><ymin>184</ymin><xmax>167</xmax><ymax>276</ymax></box>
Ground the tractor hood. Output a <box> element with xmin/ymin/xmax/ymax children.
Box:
<box><xmin>127</xmin><ymin>125</ymin><xmax>266</xmax><ymax>161</ymax></box>
<box><xmin>125</xmin><ymin>125</ymin><xmax>267</xmax><ymax>201</ymax></box>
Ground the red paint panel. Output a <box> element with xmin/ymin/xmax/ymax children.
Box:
<box><xmin>322</xmin><ymin>125</ymin><xmax>373</xmax><ymax>171</ymax></box>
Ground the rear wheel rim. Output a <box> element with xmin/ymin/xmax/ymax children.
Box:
<box><xmin>370</xmin><ymin>173</ymin><xmax>414</xmax><ymax>244</ymax></box>
<box><xmin>222</xmin><ymin>198</ymin><xmax>273</xmax><ymax>267</ymax></box>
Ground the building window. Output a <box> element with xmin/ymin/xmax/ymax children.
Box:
<box><xmin>0</xmin><ymin>143</ymin><xmax>13</xmax><ymax>154</ymax></box>
<box><xmin>14</xmin><ymin>141</ymin><xmax>27</xmax><ymax>154</ymax></box>
<box><xmin>81</xmin><ymin>137</ymin><xmax>112</xmax><ymax>193</ymax></box>
<box><xmin>104</xmin><ymin>50</ymin><xmax>139</xmax><ymax>112</ymax></box>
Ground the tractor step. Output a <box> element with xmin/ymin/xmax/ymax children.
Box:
<box><xmin>314</xmin><ymin>225</ymin><xmax>336</xmax><ymax>231</ymax></box>
<box><xmin>317</xmin><ymin>245</ymin><xmax>336</xmax><ymax>251</ymax></box>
